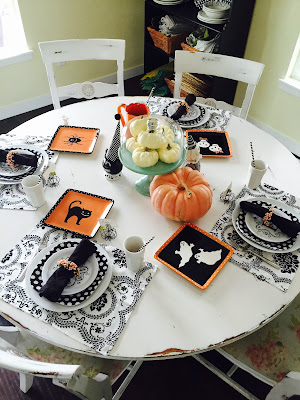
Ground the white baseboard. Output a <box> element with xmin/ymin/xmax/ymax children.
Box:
<box><xmin>247</xmin><ymin>116</ymin><xmax>300</xmax><ymax>158</ymax></box>
<box><xmin>0</xmin><ymin>65</ymin><xmax>144</xmax><ymax>121</ymax></box>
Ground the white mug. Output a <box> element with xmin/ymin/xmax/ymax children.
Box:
<box><xmin>247</xmin><ymin>159</ymin><xmax>268</xmax><ymax>190</ymax></box>
<box><xmin>123</xmin><ymin>236</ymin><xmax>145</xmax><ymax>272</ymax></box>
<box><xmin>22</xmin><ymin>175</ymin><xmax>45</xmax><ymax>208</ymax></box>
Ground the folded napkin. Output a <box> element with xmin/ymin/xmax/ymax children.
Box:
<box><xmin>240</xmin><ymin>201</ymin><xmax>300</xmax><ymax>238</ymax></box>
<box><xmin>170</xmin><ymin>94</ymin><xmax>196</xmax><ymax>120</ymax></box>
<box><xmin>39</xmin><ymin>239</ymin><xmax>97</xmax><ymax>302</ymax></box>
<box><xmin>0</xmin><ymin>148</ymin><xmax>38</xmax><ymax>167</ymax></box>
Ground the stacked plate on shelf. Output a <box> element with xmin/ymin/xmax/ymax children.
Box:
<box><xmin>153</xmin><ymin>0</ymin><xmax>184</xmax><ymax>5</ymax></box>
<box><xmin>197</xmin><ymin>1</ymin><xmax>230</xmax><ymax>24</ymax></box>
<box><xmin>0</xmin><ymin>145</ymin><xmax>49</xmax><ymax>185</ymax></box>
<box><xmin>232</xmin><ymin>197</ymin><xmax>300</xmax><ymax>254</ymax></box>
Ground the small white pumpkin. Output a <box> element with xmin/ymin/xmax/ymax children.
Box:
<box><xmin>137</xmin><ymin>129</ymin><xmax>167</xmax><ymax>149</ymax></box>
<box><xmin>158</xmin><ymin>142</ymin><xmax>181</xmax><ymax>164</ymax></box>
<box><xmin>132</xmin><ymin>147</ymin><xmax>159</xmax><ymax>167</ymax></box>
<box><xmin>130</xmin><ymin>116</ymin><xmax>149</xmax><ymax>138</ymax></box>
<box><xmin>161</xmin><ymin>125</ymin><xmax>175</xmax><ymax>144</ymax></box>
<box><xmin>126</xmin><ymin>137</ymin><xmax>140</xmax><ymax>153</ymax></box>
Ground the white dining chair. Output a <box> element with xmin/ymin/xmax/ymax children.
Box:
<box><xmin>173</xmin><ymin>51</ymin><xmax>264</xmax><ymax>119</ymax></box>
<box><xmin>39</xmin><ymin>39</ymin><xmax>125</xmax><ymax>109</ymax></box>
<box><xmin>192</xmin><ymin>292</ymin><xmax>300</xmax><ymax>400</ymax></box>
<box><xmin>0</xmin><ymin>324</ymin><xmax>142</xmax><ymax>400</ymax></box>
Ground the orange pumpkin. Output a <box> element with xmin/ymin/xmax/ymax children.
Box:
<box><xmin>150</xmin><ymin>167</ymin><xmax>213</xmax><ymax>221</ymax></box>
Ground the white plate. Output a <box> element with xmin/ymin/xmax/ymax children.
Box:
<box><xmin>0</xmin><ymin>150</ymin><xmax>33</xmax><ymax>177</ymax></box>
<box><xmin>153</xmin><ymin>0</ymin><xmax>183</xmax><ymax>4</ymax></box>
<box><xmin>162</xmin><ymin>101</ymin><xmax>210</xmax><ymax>128</ymax></box>
<box><xmin>245</xmin><ymin>201</ymin><xmax>291</xmax><ymax>243</ymax></box>
<box><xmin>41</xmin><ymin>245</ymin><xmax>99</xmax><ymax>295</ymax></box>
<box><xmin>232</xmin><ymin>198</ymin><xmax>300</xmax><ymax>253</ymax></box>
<box><xmin>167</xmin><ymin>103</ymin><xmax>201</xmax><ymax>121</ymax></box>
<box><xmin>25</xmin><ymin>239</ymin><xmax>112</xmax><ymax>312</ymax></box>
<box><xmin>0</xmin><ymin>145</ymin><xmax>49</xmax><ymax>185</ymax></box>
<box><xmin>197</xmin><ymin>10</ymin><xmax>228</xmax><ymax>23</ymax></box>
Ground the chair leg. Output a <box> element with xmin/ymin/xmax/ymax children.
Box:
<box><xmin>192</xmin><ymin>354</ymin><xmax>260</xmax><ymax>400</ymax></box>
<box><xmin>19</xmin><ymin>373</ymin><xmax>34</xmax><ymax>393</ymax></box>
<box><xmin>113</xmin><ymin>361</ymin><xmax>143</xmax><ymax>400</ymax></box>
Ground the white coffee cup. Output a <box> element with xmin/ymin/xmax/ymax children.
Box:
<box><xmin>247</xmin><ymin>159</ymin><xmax>268</xmax><ymax>190</ymax></box>
<box><xmin>21</xmin><ymin>175</ymin><xmax>45</xmax><ymax>208</ymax></box>
<box><xmin>123</xmin><ymin>236</ymin><xmax>145</xmax><ymax>272</ymax></box>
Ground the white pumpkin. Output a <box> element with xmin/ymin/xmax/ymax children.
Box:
<box><xmin>130</xmin><ymin>116</ymin><xmax>149</xmax><ymax>138</ymax></box>
<box><xmin>158</xmin><ymin>142</ymin><xmax>181</xmax><ymax>164</ymax></box>
<box><xmin>132</xmin><ymin>147</ymin><xmax>159</xmax><ymax>167</ymax></box>
<box><xmin>161</xmin><ymin>125</ymin><xmax>175</xmax><ymax>144</ymax></box>
<box><xmin>137</xmin><ymin>129</ymin><xmax>167</xmax><ymax>149</ymax></box>
<box><xmin>126</xmin><ymin>137</ymin><xmax>140</xmax><ymax>153</ymax></box>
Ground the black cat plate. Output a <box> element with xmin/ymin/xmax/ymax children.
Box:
<box><xmin>43</xmin><ymin>189</ymin><xmax>114</xmax><ymax>237</ymax></box>
<box><xmin>186</xmin><ymin>129</ymin><xmax>233</xmax><ymax>158</ymax></box>
<box><xmin>48</xmin><ymin>125</ymin><xmax>100</xmax><ymax>154</ymax></box>
<box><xmin>154</xmin><ymin>223</ymin><xmax>234</xmax><ymax>290</ymax></box>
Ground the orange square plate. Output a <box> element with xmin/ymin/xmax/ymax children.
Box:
<box><xmin>48</xmin><ymin>125</ymin><xmax>99</xmax><ymax>153</ymax></box>
<box><xmin>154</xmin><ymin>223</ymin><xmax>234</xmax><ymax>290</ymax></box>
<box><xmin>43</xmin><ymin>189</ymin><xmax>114</xmax><ymax>237</ymax></box>
<box><xmin>186</xmin><ymin>129</ymin><xmax>233</xmax><ymax>157</ymax></box>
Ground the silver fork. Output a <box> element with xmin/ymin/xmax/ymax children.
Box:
<box><xmin>18</xmin><ymin>233</ymin><xmax>49</xmax><ymax>282</ymax></box>
<box><xmin>229</xmin><ymin>238</ymin><xmax>280</xmax><ymax>270</ymax></box>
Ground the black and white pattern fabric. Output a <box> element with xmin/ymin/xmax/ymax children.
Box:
<box><xmin>147</xmin><ymin>97</ymin><xmax>232</xmax><ymax>131</ymax></box>
<box><xmin>0</xmin><ymin>134</ymin><xmax>58</xmax><ymax>210</ymax></box>
<box><xmin>210</xmin><ymin>184</ymin><xmax>300</xmax><ymax>292</ymax></box>
<box><xmin>106</xmin><ymin>119</ymin><xmax>120</xmax><ymax>163</ymax></box>
<box><xmin>0</xmin><ymin>224</ymin><xmax>157</xmax><ymax>355</ymax></box>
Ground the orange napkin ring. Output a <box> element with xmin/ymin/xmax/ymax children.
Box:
<box><xmin>177</xmin><ymin>100</ymin><xmax>190</xmax><ymax>114</ymax></box>
<box><xmin>263</xmin><ymin>205</ymin><xmax>274</xmax><ymax>227</ymax></box>
<box><xmin>57</xmin><ymin>259</ymin><xmax>80</xmax><ymax>276</ymax></box>
<box><xmin>6</xmin><ymin>150</ymin><xmax>19</xmax><ymax>168</ymax></box>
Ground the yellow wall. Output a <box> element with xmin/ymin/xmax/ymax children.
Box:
<box><xmin>0</xmin><ymin>0</ymin><xmax>145</xmax><ymax>107</ymax></box>
<box><xmin>234</xmin><ymin>0</ymin><xmax>300</xmax><ymax>143</ymax></box>
<box><xmin>1</xmin><ymin>0</ymin><xmax>299</xmax><ymax>145</ymax></box>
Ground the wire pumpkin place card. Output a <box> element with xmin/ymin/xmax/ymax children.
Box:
<box><xmin>155</xmin><ymin>223</ymin><xmax>234</xmax><ymax>289</ymax></box>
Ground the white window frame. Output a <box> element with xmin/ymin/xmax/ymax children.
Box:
<box><xmin>0</xmin><ymin>0</ymin><xmax>32</xmax><ymax>67</ymax></box>
<box><xmin>278</xmin><ymin>34</ymin><xmax>300</xmax><ymax>98</ymax></box>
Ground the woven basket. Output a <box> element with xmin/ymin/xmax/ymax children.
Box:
<box><xmin>147</xmin><ymin>27</ymin><xmax>189</xmax><ymax>55</ymax></box>
<box><xmin>165</xmin><ymin>73</ymin><xmax>211</xmax><ymax>97</ymax></box>
<box><xmin>181</xmin><ymin>42</ymin><xmax>202</xmax><ymax>52</ymax></box>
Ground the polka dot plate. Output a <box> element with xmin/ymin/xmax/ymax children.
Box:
<box><xmin>232</xmin><ymin>198</ymin><xmax>300</xmax><ymax>253</ymax></box>
<box><xmin>25</xmin><ymin>239</ymin><xmax>112</xmax><ymax>311</ymax></box>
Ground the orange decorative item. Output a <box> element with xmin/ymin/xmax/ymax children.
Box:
<box><xmin>149</xmin><ymin>167</ymin><xmax>213</xmax><ymax>221</ymax></box>
<box><xmin>118</xmin><ymin>103</ymin><xmax>150</xmax><ymax>127</ymax></box>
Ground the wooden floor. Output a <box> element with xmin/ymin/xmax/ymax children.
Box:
<box><xmin>0</xmin><ymin>76</ymin><xmax>272</xmax><ymax>399</ymax></box>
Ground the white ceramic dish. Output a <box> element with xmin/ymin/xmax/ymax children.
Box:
<box><xmin>232</xmin><ymin>198</ymin><xmax>300</xmax><ymax>253</ymax></box>
<box><xmin>244</xmin><ymin>199</ymin><xmax>291</xmax><ymax>243</ymax></box>
<box><xmin>25</xmin><ymin>239</ymin><xmax>112</xmax><ymax>311</ymax></box>
<box><xmin>197</xmin><ymin>10</ymin><xmax>228</xmax><ymax>24</ymax></box>
<box><xmin>163</xmin><ymin>101</ymin><xmax>210</xmax><ymax>128</ymax></box>
<box><xmin>0</xmin><ymin>145</ymin><xmax>49</xmax><ymax>185</ymax></box>
<box><xmin>41</xmin><ymin>245</ymin><xmax>100</xmax><ymax>295</ymax></box>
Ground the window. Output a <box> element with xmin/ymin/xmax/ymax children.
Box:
<box><xmin>0</xmin><ymin>0</ymin><xmax>32</xmax><ymax>66</ymax></box>
<box><xmin>278</xmin><ymin>34</ymin><xmax>300</xmax><ymax>98</ymax></box>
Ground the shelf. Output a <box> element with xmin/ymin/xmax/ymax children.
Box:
<box><xmin>146</xmin><ymin>0</ymin><xmax>226</xmax><ymax>34</ymax></box>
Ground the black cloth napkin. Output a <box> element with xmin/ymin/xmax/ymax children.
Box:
<box><xmin>0</xmin><ymin>149</ymin><xmax>38</xmax><ymax>167</ymax></box>
<box><xmin>39</xmin><ymin>239</ymin><xmax>97</xmax><ymax>302</ymax></box>
<box><xmin>170</xmin><ymin>94</ymin><xmax>196</xmax><ymax>120</ymax></box>
<box><xmin>240</xmin><ymin>201</ymin><xmax>300</xmax><ymax>239</ymax></box>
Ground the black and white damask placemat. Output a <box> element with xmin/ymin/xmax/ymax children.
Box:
<box><xmin>147</xmin><ymin>97</ymin><xmax>232</xmax><ymax>131</ymax></box>
<box><xmin>210</xmin><ymin>184</ymin><xmax>300</xmax><ymax>292</ymax></box>
<box><xmin>0</xmin><ymin>134</ymin><xmax>57</xmax><ymax>210</ymax></box>
<box><xmin>0</xmin><ymin>224</ymin><xmax>157</xmax><ymax>355</ymax></box>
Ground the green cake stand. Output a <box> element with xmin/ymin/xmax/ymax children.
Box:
<box><xmin>119</xmin><ymin>144</ymin><xmax>186</xmax><ymax>196</ymax></box>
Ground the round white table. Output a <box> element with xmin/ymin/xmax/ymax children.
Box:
<box><xmin>0</xmin><ymin>96</ymin><xmax>299</xmax><ymax>360</ymax></box>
